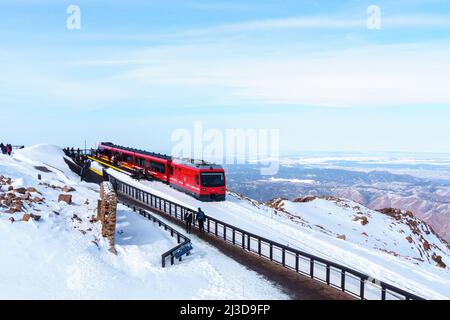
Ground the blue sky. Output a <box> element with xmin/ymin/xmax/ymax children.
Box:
<box><xmin>0</xmin><ymin>0</ymin><xmax>449</xmax><ymax>154</ymax></box>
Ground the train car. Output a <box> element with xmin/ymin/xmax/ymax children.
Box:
<box><xmin>96</xmin><ymin>142</ymin><xmax>226</xmax><ymax>201</ymax></box>
<box><xmin>170</xmin><ymin>159</ymin><xmax>226</xmax><ymax>201</ymax></box>
<box><xmin>97</xmin><ymin>142</ymin><xmax>171</xmax><ymax>182</ymax></box>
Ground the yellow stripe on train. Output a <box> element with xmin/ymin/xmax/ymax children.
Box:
<box><xmin>86</xmin><ymin>156</ymin><xmax>129</xmax><ymax>174</ymax></box>
<box><xmin>89</xmin><ymin>167</ymin><xmax>103</xmax><ymax>176</ymax></box>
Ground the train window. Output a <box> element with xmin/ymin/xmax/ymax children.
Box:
<box><xmin>136</xmin><ymin>157</ymin><xmax>146</xmax><ymax>167</ymax></box>
<box><xmin>150</xmin><ymin>161</ymin><xmax>166</xmax><ymax>174</ymax></box>
<box><xmin>200</xmin><ymin>173</ymin><xmax>225</xmax><ymax>187</ymax></box>
<box><xmin>124</xmin><ymin>155</ymin><xmax>133</xmax><ymax>163</ymax></box>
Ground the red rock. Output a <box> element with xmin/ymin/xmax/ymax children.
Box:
<box><xmin>33</xmin><ymin>197</ymin><xmax>44</xmax><ymax>203</ymax></box>
<box><xmin>30</xmin><ymin>214</ymin><xmax>41</xmax><ymax>221</ymax></box>
<box><xmin>337</xmin><ymin>234</ymin><xmax>346</xmax><ymax>240</ymax></box>
<box><xmin>20</xmin><ymin>192</ymin><xmax>30</xmax><ymax>200</ymax></box>
<box><xmin>293</xmin><ymin>196</ymin><xmax>317</xmax><ymax>203</ymax></box>
<box><xmin>58</xmin><ymin>194</ymin><xmax>72</xmax><ymax>205</ymax></box>
<box><xmin>62</xmin><ymin>186</ymin><xmax>76</xmax><ymax>193</ymax></box>
<box><xmin>14</xmin><ymin>187</ymin><xmax>27</xmax><ymax>194</ymax></box>
<box><xmin>360</xmin><ymin>216</ymin><xmax>369</xmax><ymax>226</ymax></box>
<box><xmin>9</xmin><ymin>217</ymin><xmax>15</xmax><ymax>223</ymax></box>
<box><xmin>8</xmin><ymin>186</ymin><xmax>14</xmax><ymax>191</ymax></box>
<box><xmin>22</xmin><ymin>214</ymin><xmax>31</xmax><ymax>222</ymax></box>
<box><xmin>432</xmin><ymin>255</ymin><xmax>447</xmax><ymax>269</ymax></box>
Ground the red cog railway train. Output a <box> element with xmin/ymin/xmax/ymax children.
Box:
<box><xmin>97</xmin><ymin>142</ymin><xmax>226</xmax><ymax>201</ymax></box>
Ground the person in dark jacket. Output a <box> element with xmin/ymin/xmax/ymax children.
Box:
<box><xmin>196</xmin><ymin>208</ymin><xmax>206</xmax><ymax>233</ymax></box>
<box><xmin>0</xmin><ymin>143</ymin><xmax>5</xmax><ymax>155</ymax></box>
<box><xmin>185</xmin><ymin>211</ymin><xmax>193</xmax><ymax>234</ymax></box>
<box><xmin>6</xmin><ymin>144</ymin><xmax>12</xmax><ymax>156</ymax></box>
<box><xmin>80</xmin><ymin>159</ymin><xmax>91</xmax><ymax>181</ymax></box>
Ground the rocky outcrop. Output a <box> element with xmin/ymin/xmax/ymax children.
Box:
<box><xmin>292</xmin><ymin>196</ymin><xmax>317</xmax><ymax>203</ymax></box>
<box><xmin>0</xmin><ymin>175</ymin><xmax>43</xmax><ymax>223</ymax></box>
<box><xmin>58</xmin><ymin>194</ymin><xmax>72</xmax><ymax>205</ymax></box>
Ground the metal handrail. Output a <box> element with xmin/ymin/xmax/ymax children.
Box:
<box><xmin>121</xmin><ymin>201</ymin><xmax>192</xmax><ymax>268</ymax></box>
<box><xmin>109</xmin><ymin>175</ymin><xmax>425</xmax><ymax>300</ymax></box>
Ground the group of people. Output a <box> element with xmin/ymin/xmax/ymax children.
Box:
<box><xmin>0</xmin><ymin>143</ymin><xmax>13</xmax><ymax>155</ymax></box>
<box><xmin>184</xmin><ymin>208</ymin><xmax>206</xmax><ymax>234</ymax></box>
<box><xmin>63</xmin><ymin>147</ymin><xmax>82</xmax><ymax>158</ymax></box>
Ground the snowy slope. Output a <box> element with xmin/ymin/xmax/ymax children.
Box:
<box><xmin>108</xmin><ymin>170</ymin><xmax>450</xmax><ymax>300</ymax></box>
<box><xmin>0</xmin><ymin>146</ymin><xmax>287</xmax><ymax>299</ymax></box>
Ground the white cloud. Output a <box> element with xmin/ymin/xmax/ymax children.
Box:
<box><xmin>114</xmin><ymin>42</ymin><xmax>450</xmax><ymax>107</ymax></box>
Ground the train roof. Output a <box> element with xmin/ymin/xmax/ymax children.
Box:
<box><xmin>98</xmin><ymin>142</ymin><xmax>224</xmax><ymax>169</ymax></box>
<box><xmin>172</xmin><ymin>158</ymin><xmax>224</xmax><ymax>170</ymax></box>
<box><xmin>99</xmin><ymin>142</ymin><xmax>172</xmax><ymax>160</ymax></box>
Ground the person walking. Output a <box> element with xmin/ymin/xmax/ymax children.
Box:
<box><xmin>80</xmin><ymin>159</ymin><xmax>91</xmax><ymax>181</ymax></box>
<box><xmin>0</xmin><ymin>143</ymin><xmax>5</xmax><ymax>155</ymax></box>
<box><xmin>185</xmin><ymin>211</ymin><xmax>193</xmax><ymax>234</ymax></box>
<box><xmin>196</xmin><ymin>208</ymin><xmax>206</xmax><ymax>233</ymax></box>
<box><xmin>6</xmin><ymin>144</ymin><xmax>11</xmax><ymax>156</ymax></box>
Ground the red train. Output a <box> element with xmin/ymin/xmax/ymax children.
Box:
<box><xmin>97</xmin><ymin>142</ymin><xmax>226</xmax><ymax>201</ymax></box>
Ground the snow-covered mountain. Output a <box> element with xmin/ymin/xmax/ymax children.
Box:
<box><xmin>1</xmin><ymin>145</ymin><xmax>449</xmax><ymax>299</ymax></box>
<box><xmin>225</xmin><ymin>163</ymin><xmax>450</xmax><ymax>243</ymax></box>
<box><xmin>111</xmin><ymin>171</ymin><xmax>450</xmax><ymax>300</ymax></box>
<box><xmin>265</xmin><ymin>196</ymin><xmax>448</xmax><ymax>269</ymax></box>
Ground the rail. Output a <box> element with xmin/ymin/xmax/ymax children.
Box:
<box><xmin>121</xmin><ymin>200</ymin><xmax>192</xmax><ymax>268</ymax></box>
<box><xmin>108</xmin><ymin>175</ymin><xmax>425</xmax><ymax>300</ymax></box>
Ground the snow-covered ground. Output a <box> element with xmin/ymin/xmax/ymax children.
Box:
<box><xmin>108</xmin><ymin>170</ymin><xmax>450</xmax><ymax>300</ymax></box>
<box><xmin>0</xmin><ymin>145</ymin><xmax>288</xmax><ymax>299</ymax></box>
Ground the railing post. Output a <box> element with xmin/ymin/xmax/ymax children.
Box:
<box><xmin>247</xmin><ymin>235</ymin><xmax>251</xmax><ymax>250</ymax></box>
<box><xmin>232</xmin><ymin>229</ymin><xmax>235</xmax><ymax>245</ymax></box>
<box><xmin>207</xmin><ymin>219</ymin><xmax>210</xmax><ymax>233</ymax></box>
<box><xmin>341</xmin><ymin>271</ymin><xmax>346</xmax><ymax>292</ymax></box>
<box><xmin>310</xmin><ymin>259</ymin><xmax>314</xmax><ymax>279</ymax></box>
<box><xmin>258</xmin><ymin>239</ymin><xmax>261</xmax><ymax>255</ymax></box>
<box><xmin>223</xmin><ymin>225</ymin><xmax>227</xmax><ymax>241</ymax></box>
<box><xmin>282</xmin><ymin>249</ymin><xmax>285</xmax><ymax>267</ymax></box>
<box><xmin>242</xmin><ymin>234</ymin><xmax>245</xmax><ymax>249</ymax></box>
<box><xmin>162</xmin><ymin>257</ymin><xmax>165</xmax><ymax>268</ymax></box>
<box><xmin>215</xmin><ymin>221</ymin><xmax>218</xmax><ymax>236</ymax></box>
<box><xmin>269</xmin><ymin>244</ymin><xmax>273</xmax><ymax>261</ymax></box>
<box><xmin>381</xmin><ymin>286</ymin><xmax>386</xmax><ymax>300</ymax></box>
<box><xmin>295</xmin><ymin>253</ymin><xmax>299</xmax><ymax>272</ymax></box>
<box><xmin>360</xmin><ymin>279</ymin><xmax>365</xmax><ymax>300</ymax></box>
<box><xmin>326</xmin><ymin>265</ymin><xmax>331</xmax><ymax>285</ymax></box>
